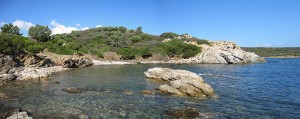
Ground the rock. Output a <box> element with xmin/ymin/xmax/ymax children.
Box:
<box><xmin>16</xmin><ymin>66</ymin><xmax>67</xmax><ymax>80</ymax></box>
<box><xmin>62</xmin><ymin>87</ymin><xmax>88</xmax><ymax>94</ymax></box>
<box><xmin>0</xmin><ymin>54</ymin><xmax>18</xmax><ymax>75</ymax></box>
<box><xmin>55</xmin><ymin>57</ymin><xmax>93</xmax><ymax>68</ymax></box>
<box><xmin>123</xmin><ymin>90</ymin><xmax>133</xmax><ymax>95</ymax></box>
<box><xmin>182</xmin><ymin>41</ymin><xmax>265</xmax><ymax>64</ymax></box>
<box><xmin>166</xmin><ymin>107</ymin><xmax>200</xmax><ymax>118</ymax></box>
<box><xmin>145</xmin><ymin>67</ymin><xmax>215</xmax><ymax>97</ymax></box>
<box><xmin>0</xmin><ymin>74</ymin><xmax>17</xmax><ymax>83</ymax></box>
<box><xmin>4</xmin><ymin>109</ymin><xmax>32</xmax><ymax>119</ymax></box>
<box><xmin>53</xmin><ymin>81</ymin><xmax>60</xmax><ymax>84</ymax></box>
<box><xmin>142</xmin><ymin>90</ymin><xmax>155</xmax><ymax>95</ymax></box>
<box><xmin>38</xmin><ymin>58</ymin><xmax>55</xmax><ymax>67</ymax></box>
<box><xmin>24</xmin><ymin>55</ymin><xmax>43</xmax><ymax>66</ymax></box>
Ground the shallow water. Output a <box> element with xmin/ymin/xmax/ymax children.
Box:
<box><xmin>1</xmin><ymin>58</ymin><xmax>300</xmax><ymax>118</ymax></box>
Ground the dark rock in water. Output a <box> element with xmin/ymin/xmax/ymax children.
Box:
<box><xmin>142</xmin><ymin>90</ymin><xmax>155</xmax><ymax>95</ymax></box>
<box><xmin>62</xmin><ymin>87</ymin><xmax>88</xmax><ymax>94</ymax></box>
<box><xmin>53</xmin><ymin>81</ymin><xmax>60</xmax><ymax>84</ymax></box>
<box><xmin>166</xmin><ymin>107</ymin><xmax>200</xmax><ymax>118</ymax></box>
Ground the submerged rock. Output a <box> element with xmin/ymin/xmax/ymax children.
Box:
<box><xmin>142</xmin><ymin>90</ymin><xmax>155</xmax><ymax>95</ymax></box>
<box><xmin>144</xmin><ymin>67</ymin><xmax>215</xmax><ymax>97</ymax></box>
<box><xmin>122</xmin><ymin>90</ymin><xmax>133</xmax><ymax>95</ymax></box>
<box><xmin>0</xmin><ymin>92</ymin><xmax>9</xmax><ymax>99</ymax></box>
<box><xmin>166</xmin><ymin>107</ymin><xmax>200</xmax><ymax>118</ymax></box>
<box><xmin>62</xmin><ymin>87</ymin><xmax>88</xmax><ymax>94</ymax></box>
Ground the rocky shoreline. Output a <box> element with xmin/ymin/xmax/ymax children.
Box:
<box><xmin>0</xmin><ymin>41</ymin><xmax>265</xmax><ymax>85</ymax></box>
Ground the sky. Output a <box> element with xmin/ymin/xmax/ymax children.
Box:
<box><xmin>1</xmin><ymin>0</ymin><xmax>300</xmax><ymax>47</ymax></box>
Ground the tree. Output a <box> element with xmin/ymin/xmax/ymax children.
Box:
<box><xmin>0</xmin><ymin>23</ymin><xmax>22</xmax><ymax>35</ymax></box>
<box><xmin>136</xmin><ymin>26</ymin><xmax>143</xmax><ymax>34</ymax></box>
<box><xmin>0</xmin><ymin>33</ymin><xmax>25</xmax><ymax>55</ymax></box>
<box><xmin>28</xmin><ymin>24</ymin><xmax>51</xmax><ymax>42</ymax></box>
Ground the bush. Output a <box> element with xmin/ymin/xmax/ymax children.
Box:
<box><xmin>155</xmin><ymin>39</ymin><xmax>201</xmax><ymax>58</ymax></box>
<box><xmin>130</xmin><ymin>36</ymin><xmax>142</xmax><ymax>43</ymax></box>
<box><xmin>160</xmin><ymin>32</ymin><xmax>179</xmax><ymax>39</ymax></box>
<box><xmin>117</xmin><ymin>47</ymin><xmax>136</xmax><ymax>60</ymax></box>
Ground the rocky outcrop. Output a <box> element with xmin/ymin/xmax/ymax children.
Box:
<box><xmin>16</xmin><ymin>66</ymin><xmax>68</xmax><ymax>80</ymax></box>
<box><xmin>182</xmin><ymin>41</ymin><xmax>265</xmax><ymax>64</ymax></box>
<box><xmin>0</xmin><ymin>74</ymin><xmax>17</xmax><ymax>83</ymax></box>
<box><xmin>24</xmin><ymin>55</ymin><xmax>55</xmax><ymax>67</ymax></box>
<box><xmin>0</xmin><ymin>54</ymin><xmax>18</xmax><ymax>75</ymax></box>
<box><xmin>144</xmin><ymin>67</ymin><xmax>215</xmax><ymax>97</ymax></box>
<box><xmin>55</xmin><ymin>57</ymin><xmax>93</xmax><ymax>68</ymax></box>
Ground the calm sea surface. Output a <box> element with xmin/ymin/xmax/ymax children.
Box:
<box><xmin>0</xmin><ymin>58</ymin><xmax>300</xmax><ymax>118</ymax></box>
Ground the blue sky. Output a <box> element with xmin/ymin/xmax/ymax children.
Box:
<box><xmin>1</xmin><ymin>0</ymin><xmax>300</xmax><ymax>47</ymax></box>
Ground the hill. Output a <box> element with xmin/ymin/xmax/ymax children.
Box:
<box><xmin>1</xmin><ymin>25</ymin><xmax>210</xmax><ymax>60</ymax></box>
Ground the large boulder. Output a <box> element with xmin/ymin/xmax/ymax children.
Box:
<box><xmin>183</xmin><ymin>41</ymin><xmax>265</xmax><ymax>64</ymax></box>
<box><xmin>144</xmin><ymin>67</ymin><xmax>215</xmax><ymax>97</ymax></box>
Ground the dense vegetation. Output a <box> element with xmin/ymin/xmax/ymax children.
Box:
<box><xmin>242</xmin><ymin>47</ymin><xmax>300</xmax><ymax>57</ymax></box>
<box><xmin>1</xmin><ymin>23</ymin><xmax>210</xmax><ymax>60</ymax></box>
<box><xmin>0</xmin><ymin>25</ymin><xmax>44</xmax><ymax>55</ymax></box>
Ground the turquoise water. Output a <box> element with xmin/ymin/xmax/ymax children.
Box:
<box><xmin>0</xmin><ymin>58</ymin><xmax>300</xmax><ymax>118</ymax></box>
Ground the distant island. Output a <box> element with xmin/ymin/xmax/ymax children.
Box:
<box><xmin>242</xmin><ymin>47</ymin><xmax>300</xmax><ymax>58</ymax></box>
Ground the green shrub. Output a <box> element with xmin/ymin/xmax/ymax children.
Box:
<box><xmin>160</xmin><ymin>32</ymin><xmax>179</xmax><ymax>39</ymax></box>
<box><xmin>196</xmin><ymin>39</ymin><xmax>210</xmax><ymax>45</ymax></box>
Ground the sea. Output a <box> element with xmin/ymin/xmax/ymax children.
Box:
<box><xmin>0</xmin><ymin>58</ymin><xmax>299</xmax><ymax>118</ymax></box>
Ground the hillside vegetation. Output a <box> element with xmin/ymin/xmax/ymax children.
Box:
<box><xmin>0</xmin><ymin>24</ymin><xmax>210</xmax><ymax>60</ymax></box>
<box><xmin>242</xmin><ymin>47</ymin><xmax>300</xmax><ymax>57</ymax></box>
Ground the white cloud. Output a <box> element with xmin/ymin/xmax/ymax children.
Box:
<box><xmin>50</xmin><ymin>20</ymin><xmax>79</xmax><ymax>35</ymax></box>
<box><xmin>80</xmin><ymin>27</ymin><xmax>89</xmax><ymax>31</ymax></box>
<box><xmin>12</xmin><ymin>20</ymin><xmax>34</xmax><ymax>30</ymax></box>
<box><xmin>96</xmin><ymin>25</ymin><xmax>102</xmax><ymax>28</ymax></box>
<box><xmin>50</xmin><ymin>20</ymin><xmax>91</xmax><ymax>34</ymax></box>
